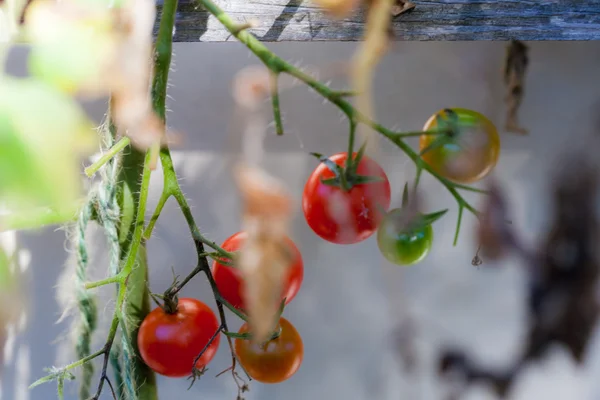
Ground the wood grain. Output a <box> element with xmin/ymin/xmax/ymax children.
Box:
<box><xmin>156</xmin><ymin>0</ymin><xmax>600</xmax><ymax>41</ymax></box>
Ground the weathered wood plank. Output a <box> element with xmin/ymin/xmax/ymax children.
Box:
<box><xmin>156</xmin><ymin>0</ymin><xmax>600</xmax><ymax>41</ymax></box>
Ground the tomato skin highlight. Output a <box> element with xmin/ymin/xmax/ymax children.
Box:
<box><xmin>137</xmin><ymin>298</ymin><xmax>220</xmax><ymax>378</ymax></box>
<box><xmin>377</xmin><ymin>209</ymin><xmax>433</xmax><ymax>266</ymax></box>
<box><xmin>212</xmin><ymin>232</ymin><xmax>304</xmax><ymax>311</ymax></box>
<box><xmin>235</xmin><ymin>317</ymin><xmax>303</xmax><ymax>384</ymax></box>
<box><xmin>420</xmin><ymin>108</ymin><xmax>500</xmax><ymax>184</ymax></box>
<box><xmin>302</xmin><ymin>152</ymin><xmax>391</xmax><ymax>244</ymax></box>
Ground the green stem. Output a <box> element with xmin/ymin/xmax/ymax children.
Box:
<box><xmin>171</xmin><ymin>183</ymin><xmax>233</xmax><ymax>258</ymax></box>
<box><xmin>454</xmin><ymin>206</ymin><xmax>464</xmax><ymax>246</ymax></box>
<box><xmin>346</xmin><ymin>119</ymin><xmax>357</xmax><ymax>169</ymax></box>
<box><xmin>85</xmin><ymin>274</ymin><xmax>123</xmax><ymax>290</ymax></box>
<box><xmin>85</xmin><ymin>137</ymin><xmax>131</xmax><ymax>178</ymax></box>
<box><xmin>30</xmin><ymin>350</ymin><xmax>106</xmax><ymax>389</ymax></box>
<box><xmin>452</xmin><ymin>182</ymin><xmax>490</xmax><ymax>194</ymax></box>
<box><xmin>143</xmin><ymin>192</ymin><xmax>171</xmax><ymax>239</ymax></box>
<box><xmin>270</xmin><ymin>72</ymin><xmax>284</xmax><ymax>136</ymax></box>
<box><xmin>388</xmin><ymin>128</ymin><xmax>448</xmax><ymax>138</ymax></box>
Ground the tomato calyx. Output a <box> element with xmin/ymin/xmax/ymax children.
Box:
<box><xmin>149</xmin><ymin>270</ymin><xmax>182</xmax><ymax>314</ymax></box>
<box><xmin>419</xmin><ymin>108</ymin><xmax>479</xmax><ymax>157</ymax></box>
<box><xmin>391</xmin><ymin>183</ymin><xmax>448</xmax><ymax>236</ymax></box>
<box><xmin>223</xmin><ymin>298</ymin><xmax>286</xmax><ymax>343</ymax></box>
<box><xmin>310</xmin><ymin>142</ymin><xmax>385</xmax><ymax>192</ymax></box>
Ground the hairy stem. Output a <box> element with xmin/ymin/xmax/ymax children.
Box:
<box><xmin>85</xmin><ymin>137</ymin><xmax>131</xmax><ymax>178</ymax></box>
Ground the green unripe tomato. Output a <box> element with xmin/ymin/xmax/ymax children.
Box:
<box><xmin>377</xmin><ymin>209</ymin><xmax>433</xmax><ymax>266</ymax></box>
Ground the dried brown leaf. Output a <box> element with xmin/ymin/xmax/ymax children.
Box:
<box><xmin>234</xmin><ymin>164</ymin><xmax>293</xmax><ymax>344</ymax></box>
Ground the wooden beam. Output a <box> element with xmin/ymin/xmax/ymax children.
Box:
<box><xmin>157</xmin><ymin>0</ymin><xmax>600</xmax><ymax>42</ymax></box>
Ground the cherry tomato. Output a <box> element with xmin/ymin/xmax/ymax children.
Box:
<box><xmin>212</xmin><ymin>232</ymin><xmax>304</xmax><ymax>310</ymax></box>
<box><xmin>377</xmin><ymin>209</ymin><xmax>433</xmax><ymax>266</ymax></box>
<box><xmin>137</xmin><ymin>298</ymin><xmax>220</xmax><ymax>378</ymax></box>
<box><xmin>302</xmin><ymin>152</ymin><xmax>391</xmax><ymax>244</ymax></box>
<box><xmin>420</xmin><ymin>108</ymin><xmax>500</xmax><ymax>184</ymax></box>
<box><xmin>235</xmin><ymin>317</ymin><xmax>303</xmax><ymax>384</ymax></box>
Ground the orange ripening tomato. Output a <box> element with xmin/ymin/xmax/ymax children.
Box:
<box><xmin>235</xmin><ymin>317</ymin><xmax>303</xmax><ymax>383</ymax></box>
<box><xmin>419</xmin><ymin>108</ymin><xmax>500</xmax><ymax>184</ymax></box>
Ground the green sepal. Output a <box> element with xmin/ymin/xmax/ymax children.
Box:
<box><xmin>349</xmin><ymin>141</ymin><xmax>368</xmax><ymax>175</ymax></box>
<box><xmin>419</xmin><ymin>209</ymin><xmax>448</xmax><ymax>227</ymax></box>
<box><xmin>320</xmin><ymin>177</ymin><xmax>340</xmax><ymax>187</ymax></box>
<box><xmin>401</xmin><ymin>183</ymin><xmax>409</xmax><ymax>208</ymax></box>
<box><xmin>350</xmin><ymin>175</ymin><xmax>386</xmax><ymax>185</ymax></box>
<box><xmin>310</xmin><ymin>152</ymin><xmax>343</xmax><ymax>177</ymax></box>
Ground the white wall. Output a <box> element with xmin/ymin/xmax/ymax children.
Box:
<box><xmin>4</xmin><ymin>41</ymin><xmax>600</xmax><ymax>400</ymax></box>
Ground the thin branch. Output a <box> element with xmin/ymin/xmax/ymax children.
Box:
<box><xmin>85</xmin><ymin>137</ymin><xmax>131</xmax><ymax>178</ymax></box>
<box><xmin>30</xmin><ymin>350</ymin><xmax>106</xmax><ymax>389</ymax></box>
<box><xmin>85</xmin><ymin>274</ymin><xmax>123</xmax><ymax>290</ymax></box>
<box><xmin>452</xmin><ymin>182</ymin><xmax>490</xmax><ymax>195</ymax></box>
<box><xmin>454</xmin><ymin>206</ymin><xmax>464</xmax><ymax>246</ymax></box>
<box><xmin>270</xmin><ymin>72</ymin><xmax>284</xmax><ymax>136</ymax></box>
<box><xmin>192</xmin><ymin>324</ymin><xmax>224</xmax><ymax>368</ymax></box>
<box><xmin>143</xmin><ymin>191</ymin><xmax>172</xmax><ymax>239</ymax></box>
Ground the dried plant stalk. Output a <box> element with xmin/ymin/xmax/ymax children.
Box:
<box><xmin>234</xmin><ymin>164</ymin><xmax>294</xmax><ymax>344</ymax></box>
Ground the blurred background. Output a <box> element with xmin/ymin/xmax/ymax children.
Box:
<box><xmin>3</xmin><ymin>41</ymin><xmax>600</xmax><ymax>400</ymax></box>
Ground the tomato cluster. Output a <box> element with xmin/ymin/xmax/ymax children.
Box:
<box><xmin>302</xmin><ymin>108</ymin><xmax>500</xmax><ymax>265</ymax></box>
<box><xmin>138</xmin><ymin>231</ymin><xmax>305</xmax><ymax>384</ymax></box>
<box><xmin>137</xmin><ymin>107</ymin><xmax>500</xmax><ymax>387</ymax></box>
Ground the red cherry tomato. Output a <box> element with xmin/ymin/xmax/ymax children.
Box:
<box><xmin>212</xmin><ymin>232</ymin><xmax>304</xmax><ymax>310</ymax></box>
<box><xmin>302</xmin><ymin>152</ymin><xmax>391</xmax><ymax>244</ymax></box>
<box><xmin>235</xmin><ymin>317</ymin><xmax>303</xmax><ymax>383</ymax></box>
<box><xmin>137</xmin><ymin>298</ymin><xmax>220</xmax><ymax>377</ymax></box>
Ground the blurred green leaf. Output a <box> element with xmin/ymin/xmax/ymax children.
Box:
<box><xmin>0</xmin><ymin>77</ymin><xmax>97</xmax><ymax>219</ymax></box>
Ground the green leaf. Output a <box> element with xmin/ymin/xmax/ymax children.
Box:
<box><xmin>350</xmin><ymin>175</ymin><xmax>386</xmax><ymax>185</ymax></box>
<box><xmin>401</xmin><ymin>183</ymin><xmax>409</xmax><ymax>208</ymax></box>
<box><xmin>0</xmin><ymin>77</ymin><xmax>97</xmax><ymax>219</ymax></box>
<box><xmin>310</xmin><ymin>152</ymin><xmax>342</xmax><ymax>177</ymax></box>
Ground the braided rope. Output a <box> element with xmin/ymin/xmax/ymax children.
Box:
<box><xmin>74</xmin><ymin>121</ymin><xmax>137</xmax><ymax>399</ymax></box>
<box><xmin>74</xmin><ymin>202</ymin><xmax>97</xmax><ymax>399</ymax></box>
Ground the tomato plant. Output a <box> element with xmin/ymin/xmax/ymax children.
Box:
<box><xmin>235</xmin><ymin>317</ymin><xmax>303</xmax><ymax>384</ymax></box>
<box><xmin>137</xmin><ymin>298</ymin><xmax>220</xmax><ymax>378</ymax></box>
<box><xmin>419</xmin><ymin>108</ymin><xmax>500</xmax><ymax>184</ymax></box>
<box><xmin>212</xmin><ymin>231</ymin><xmax>304</xmax><ymax>310</ymax></box>
<box><xmin>302</xmin><ymin>152</ymin><xmax>391</xmax><ymax>244</ymax></box>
